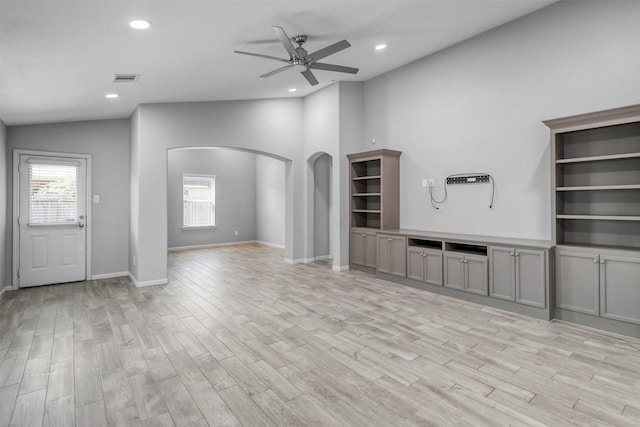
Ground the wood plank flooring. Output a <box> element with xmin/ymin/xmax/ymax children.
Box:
<box><xmin>1</xmin><ymin>243</ymin><xmax>640</xmax><ymax>426</ymax></box>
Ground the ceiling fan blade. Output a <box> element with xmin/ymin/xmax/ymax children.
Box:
<box><xmin>308</xmin><ymin>40</ymin><xmax>351</xmax><ymax>62</ymax></box>
<box><xmin>260</xmin><ymin>66</ymin><xmax>291</xmax><ymax>78</ymax></box>
<box><xmin>273</xmin><ymin>26</ymin><xmax>299</xmax><ymax>59</ymax></box>
<box><xmin>234</xmin><ymin>51</ymin><xmax>289</xmax><ymax>63</ymax></box>
<box><xmin>309</xmin><ymin>62</ymin><xmax>359</xmax><ymax>74</ymax></box>
<box><xmin>301</xmin><ymin>68</ymin><xmax>319</xmax><ymax>86</ymax></box>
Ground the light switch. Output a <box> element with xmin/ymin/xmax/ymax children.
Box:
<box><xmin>93</xmin><ymin>195</ymin><xmax>100</xmax><ymax>203</ymax></box>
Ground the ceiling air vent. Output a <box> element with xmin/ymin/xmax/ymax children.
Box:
<box><xmin>113</xmin><ymin>74</ymin><xmax>140</xmax><ymax>83</ymax></box>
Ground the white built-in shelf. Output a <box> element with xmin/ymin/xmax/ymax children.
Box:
<box><xmin>556</xmin><ymin>152</ymin><xmax>640</xmax><ymax>164</ymax></box>
<box><xmin>352</xmin><ymin>193</ymin><xmax>381</xmax><ymax>197</ymax></box>
<box><xmin>557</xmin><ymin>214</ymin><xmax>640</xmax><ymax>221</ymax></box>
<box><xmin>352</xmin><ymin>175</ymin><xmax>381</xmax><ymax>181</ymax></box>
<box><xmin>556</xmin><ymin>184</ymin><xmax>640</xmax><ymax>191</ymax></box>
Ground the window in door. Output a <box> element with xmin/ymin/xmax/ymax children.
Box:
<box><xmin>28</xmin><ymin>162</ymin><xmax>79</xmax><ymax>225</ymax></box>
<box><xmin>183</xmin><ymin>175</ymin><xmax>215</xmax><ymax>227</ymax></box>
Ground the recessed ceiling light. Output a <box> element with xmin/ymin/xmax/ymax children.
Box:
<box><xmin>288</xmin><ymin>88</ymin><xmax>297</xmax><ymax>93</ymax></box>
<box><xmin>105</xmin><ymin>93</ymin><xmax>119</xmax><ymax>99</ymax></box>
<box><xmin>375</xmin><ymin>44</ymin><xmax>387</xmax><ymax>50</ymax></box>
<box><xmin>130</xmin><ymin>20</ymin><xmax>152</xmax><ymax>30</ymax></box>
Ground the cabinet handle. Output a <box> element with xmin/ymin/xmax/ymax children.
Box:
<box><xmin>459</xmin><ymin>259</ymin><xmax>464</xmax><ymax>263</ymax></box>
<box><xmin>510</xmin><ymin>253</ymin><xmax>514</xmax><ymax>256</ymax></box>
<box><xmin>600</xmin><ymin>260</ymin><xmax>605</xmax><ymax>264</ymax></box>
<box><xmin>388</xmin><ymin>238</ymin><xmax>392</xmax><ymax>242</ymax></box>
<box><xmin>593</xmin><ymin>259</ymin><xmax>598</xmax><ymax>263</ymax></box>
<box><xmin>515</xmin><ymin>253</ymin><xmax>519</xmax><ymax>257</ymax></box>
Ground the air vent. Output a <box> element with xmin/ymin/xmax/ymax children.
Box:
<box><xmin>113</xmin><ymin>74</ymin><xmax>140</xmax><ymax>83</ymax></box>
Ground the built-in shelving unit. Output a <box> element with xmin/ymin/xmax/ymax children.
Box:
<box><xmin>348</xmin><ymin>149</ymin><xmax>401</xmax><ymax>271</ymax></box>
<box><xmin>545</xmin><ymin>104</ymin><xmax>640</xmax><ymax>338</ymax></box>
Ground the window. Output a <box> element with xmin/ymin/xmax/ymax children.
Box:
<box><xmin>29</xmin><ymin>162</ymin><xmax>79</xmax><ymax>224</ymax></box>
<box><xmin>183</xmin><ymin>175</ymin><xmax>215</xmax><ymax>227</ymax></box>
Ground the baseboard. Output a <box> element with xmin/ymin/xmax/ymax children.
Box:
<box><xmin>91</xmin><ymin>271</ymin><xmax>129</xmax><ymax>280</ymax></box>
<box><xmin>284</xmin><ymin>257</ymin><xmax>316</xmax><ymax>264</ymax></box>
<box><xmin>314</xmin><ymin>255</ymin><xmax>332</xmax><ymax>261</ymax></box>
<box><xmin>255</xmin><ymin>241</ymin><xmax>285</xmax><ymax>249</ymax></box>
<box><xmin>128</xmin><ymin>273</ymin><xmax>168</xmax><ymax>288</ymax></box>
<box><xmin>168</xmin><ymin>240</ymin><xmax>257</xmax><ymax>251</ymax></box>
<box><xmin>332</xmin><ymin>265</ymin><xmax>350</xmax><ymax>272</ymax></box>
<box><xmin>0</xmin><ymin>285</ymin><xmax>18</xmax><ymax>299</ymax></box>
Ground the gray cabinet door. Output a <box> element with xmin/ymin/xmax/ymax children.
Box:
<box><xmin>390</xmin><ymin>236</ymin><xmax>407</xmax><ymax>277</ymax></box>
<box><xmin>556</xmin><ymin>249</ymin><xmax>600</xmax><ymax>315</ymax></box>
<box><xmin>407</xmin><ymin>247</ymin><xmax>425</xmax><ymax>281</ymax></box>
<box><xmin>424</xmin><ymin>249</ymin><xmax>443</xmax><ymax>286</ymax></box>
<box><xmin>364</xmin><ymin>233</ymin><xmax>377</xmax><ymax>268</ymax></box>
<box><xmin>489</xmin><ymin>247</ymin><xmax>516</xmax><ymax>301</ymax></box>
<box><xmin>376</xmin><ymin>235</ymin><xmax>392</xmax><ymax>275</ymax></box>
<box><xmin>516</xmin><ymin>249</ymin><xmax>546</xmax><ymax>308</ymax></box>
<box><xmin>444</xmin><ymin>253</ymin><xmax>465</xmax><ymax>291</ymax></box>
<box><xmin>350</xmin><ymin>231</ymin><xmax>366</xmax><ymax>266</ymax></box>
<box><xmin>600</xmin><ymin>254</ymin><xmax>640</xmax><ymax>325</ymax></box>
<box><xmin>465</xmin><ymin>255</ymin><xmax>488</xmax><ymax>296</ymax></box>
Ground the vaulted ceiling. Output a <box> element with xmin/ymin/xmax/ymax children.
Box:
<box><xmin>0</xmin><ymin>0</ymin><xmax>557</xmax><ymax>125</ymax></box>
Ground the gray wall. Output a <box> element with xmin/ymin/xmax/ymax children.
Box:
<box><xmin>0</xmin><ymin>120</ymin><xmax>7</xmax><ymax>290</ymax></box>
<box><xmin>313</xmin><ymin>153</ymin><xmax>331</xmax><ymax>258</ymax></box>
<box><xmin>363</xmin><ymin>0</ymin><xmax>640</xmax><ymax>241</ymax></box>
<box><xmin>7</xmin><ymin>119</ymin><xmax>130</xmax><ymax>280</ymax></box>
<box><xmin>167</xmin><ymin>148</ymin><xmax>257</xmax><ymax>248</ymax></box>
<box><xmin>256</xmin><ymin>155</ymin><xmax>285</xmax><ymax>247</ymax></box>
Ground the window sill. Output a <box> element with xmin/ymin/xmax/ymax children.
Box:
<box><xmin>181</xmin><ymin>225</ymin><xmax>217</xmax><ymax>231</ymax></box>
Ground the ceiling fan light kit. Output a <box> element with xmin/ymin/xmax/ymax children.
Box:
<box><xmin>234</xmin><ymin>25</ymin><xmax>359</xmax><ymax>86</ymax></box>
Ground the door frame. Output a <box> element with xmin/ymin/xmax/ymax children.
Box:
<box><xmin>12</xmin><ymin>149</ymin><xmax>92</xmax><ymax>287</ymax></box>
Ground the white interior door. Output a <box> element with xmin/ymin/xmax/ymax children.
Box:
<box><xmin>18</xmin><ymin>155</ymin><xmax>87</xmax><ymax>287</ymax></box>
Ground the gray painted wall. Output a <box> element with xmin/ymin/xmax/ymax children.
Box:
<box><xmin>167</xmin><ymin>148</ymin><xmax>257</xmax><ymax>248</ymax></box>
<box><xmin>7</xmin><ymin>119</ymin><xmax>130</xmax><ymax>281</ymax></box>
<box><xmin>0</xmin><ymin>120</ymin><xmax>7</xmax><ymax>290</ymax></box>
<box><xmin>131</xmin><ymin>99</ymin><xmax>304</xmax><ymax>284</ymax></box>
<box><xmin>313</xmin><ymin>153</ymin><xmax>331</xmax><ymax>258</ymax></box>
<box><xmin>256</xmin><ymin>155</ymin><xmax>285</xmax><ymax>247</ymax></box>
<box><xmin>363</xmin><ymin>0</ymin><xmax>640</xmax><ymax>241</ymax></box>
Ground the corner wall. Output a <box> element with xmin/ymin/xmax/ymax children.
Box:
<box><xmin>256</xmin><ymin>155</ymin><xmax>285</xmax><ymax>247</ymax></box>
<box><xmin>0</xmin><ymin>120</ymin><xmax>7</xmax><ymax>291</ymax></box>
<box><xmin>363</xmin><ymin>0</ymin><xmax>640</xmax><ymax>241</ymax></box>
<box><xmin>7</xmin><ymin>119</ymin><xmax>131</xmax><ymax>281</ymax></box>
<box><xmin>167</xmin><ymin>148</ymin><xmax>258</xmax><ymax>248</ymax></box>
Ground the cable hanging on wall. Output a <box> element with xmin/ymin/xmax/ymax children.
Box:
<box><xmin>429</xmin><ymin>173</ymin><xmax>495</xmax><ymax>210</ymax></box>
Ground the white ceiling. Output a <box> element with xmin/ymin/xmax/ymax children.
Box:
<box><xmin>0</xmin><ymin>0</ymin><xmax>557</xmax><ymax>126</ymax></box>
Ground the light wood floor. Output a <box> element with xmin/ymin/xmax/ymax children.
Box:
<box><xmin>1</xmin><ymin>244</ymin><xmax>640</xmax><ymax>426</ymax></box>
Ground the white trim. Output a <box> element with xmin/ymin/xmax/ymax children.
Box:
<box><xmin>91</xmin><ymin>271</ymin><xmax>129</xmax><ymax>280</ymax></box>
<box><xmin>168</xmin><ymin>240</ymin><xmax>257</xmax><ymax>252</ymax></box>
<box><xmin>314</xmin><ymin>254</ymin><xmax>332</xmax><ymax>261</ymax></box>
<box><xmin>284</xmin><ymin>257</ymin><xmax>315</xmax><ymax>264</ymax></box>
<box><xmin>128</xmin><ymin>273</ymin><xmax>168</xmax><ymax>288</ymax></box>
<box><xmin>255</xmin><ymin>241</ymin><xmax>285</xmax><ymax>249</ymax></box>
<box><xmin>0</xmin><ymin>285</ymin><xmax>19</xmax><ymax>297</ymax></box>
<box><xmin>13</xmin><ymin>149</ymin><xmax>92</xmax><ymax>288</ymax></box>
<box><xmin>332</xmin><ymin>265</ymin><xmax>350</xmax><ymax>272</ymax></box>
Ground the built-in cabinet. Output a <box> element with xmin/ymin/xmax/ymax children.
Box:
<box><xmin>377</xmin><ymin>234</ymin><xmax>406</xmax><ymax>277</ymax></box>
<box><xmin>489</xmin><ymin>247</ymin><xmax>546</xmax><ymax>308</ymax></box>
<box><xmin>443</xmin><ymin>243</ymin><xmax>488</xmax><ymax>296</ymax></box>
<box><xmin>348</xmin><ymin>149</ymin><xmax>401</xmax><ymax>272</ymax></box>
<box><xmin>545</xmin><ymin>104</ymin><xmax>640</xmax><ymax>336</ymax></box>
<box><xmin>556</xmin><ymin>246</ymin><xmax>640</xmax><ymax>325</ymax></box>
<box><xmin>350</xmin><ymin>230</ymin><xmax>377</xmax><ymax>269</ymax></box>
<box><xmin>407</xmin><ymin>239</ymin><xmax>443</xmax><ymax>286</ymax></box>
<box><xmin>373</xmin><ymin>229</ymin><xmax>551</xmax><ymax>319</ymax></box>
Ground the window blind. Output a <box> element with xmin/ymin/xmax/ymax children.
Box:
<box><xmin>29</xmin><ymin>163</ymin><xmax>78</xmax><ymax>224</ymax></box>
<box><xmin>183</xmin><ymin>175</ymin><xmax>215</xmax><ymax>226</ymax></box>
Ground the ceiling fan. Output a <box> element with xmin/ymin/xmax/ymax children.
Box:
<box><xmin>234</xmin><ymin>26</ymin><xmax>359</xmax><ymax>86</ymax></box>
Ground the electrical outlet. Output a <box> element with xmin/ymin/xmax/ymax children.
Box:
<box><xmin>133</xmin><ymin>256</ymin><xmax>136</xmax><ymax>266</ymax></box>
<box><xmin>422</xmin><ymin>179</ymin><xmax>428</xmax><ymax>188</ymax></box>
<box><xmin>234</xmin><ymin>230</ymin><xmax>238</xmax><ymax>236</ymax></box>
<box><xmin>429</xmin><ymin>179</ymin><xmax>435</xmax><ymax>188</ymax></box>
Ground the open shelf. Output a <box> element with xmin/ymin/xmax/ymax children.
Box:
<box><xmin>352</xmin><ymin>175</ymin><xmax>382</xmax><ymax>181</ymax></box>
<box><xmin>408</xmin><ymin>238</ymin><xmax>442</xmax><ymax>250</ymax></box>
<box><xmin>557</xmin><ymin>184</ymin><xmax>640</xmax><ymax>191</ymax></box>
<box><xmin>557</xmin><ymin>215</ymin><xmax>640</xmax><ymax>221</ymax></box>
<box><xmin>445</xmin><ymin>242</ymin><xmax>488</xmax><ymax>257</ymax></box>
<box><xmin>556</xmin><ymin>151</ymin><xmax>640</xmax><ymax>164</ymax></box>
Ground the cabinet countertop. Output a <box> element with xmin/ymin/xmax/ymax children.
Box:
<box><xmin>376</xmin><ymin>229</ymin><xmax>553</xmax><ymax>250</ymax></box>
